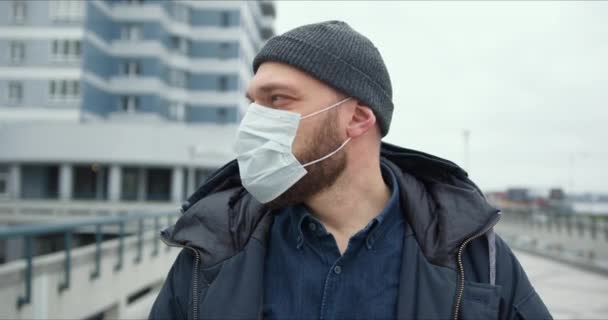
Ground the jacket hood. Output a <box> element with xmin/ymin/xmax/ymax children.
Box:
<box><xmin>161</xmin><ymin>142</ymin><xmax>500</xmax><ymax>268</ymax></box>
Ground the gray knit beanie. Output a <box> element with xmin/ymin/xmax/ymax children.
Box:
<box><xmin>252</xmin><ymin>20</ymin><xmax>394</xmax><ymax>136</ymax></box>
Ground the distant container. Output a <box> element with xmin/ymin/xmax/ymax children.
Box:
<box><xmin>549</xmin><ymin>188</ymin><xmax>566</xmax><ymax>200</ymax></box>
<box><xmin>506</xmin><ymin>188</ymin><xmax>531</xmax><ymax>203</ymax></box>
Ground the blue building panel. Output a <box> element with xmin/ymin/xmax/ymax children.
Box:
<box><xmin>142</xmin><ymin>22</ymin><xmax>163</xmax><ymax>40</ymax></box>
<box><xmin>188</xmin><ymin>74</ymin><xmax>239</xmax><ymax>91</ymax></box>
<box><xmin>136</xmin><ymin>95</ymin><xmax>166</xmax><ymax>116</ymax></box>
<box><xmin>81</xmin><ymin>81</ymin><xmax>115</xmax><ymax>116</ymax></box>
<box><xmin>138</xmin><ymin>57</ymin><xmax>161</xmax><ymax>77</ymax></box>
<box><xmin>82</xmin><ymin>41</ymin><xmax>116</xmax><ymax>80</ymax></box>
<box><xmin>186</xmin><ymin>106</ymin><xmax>239</xmax><ymax>124</ymax></box>
<box><xmin>190</xmin><ymin>9</ymin><xmax>240</xmax><ymax>27</ymax></box>
<box><xmin>85</xmin><ymin>2</ymin><xmax>120</xmax><ymax>42</ymax></box>
<box><xmin>190</xmin><ymin>41</ymin><xmax>239</xmax><ymax>59</ymax></box>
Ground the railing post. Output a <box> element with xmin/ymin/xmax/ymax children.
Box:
<box><xmin>577</xmin><ymin>215</ymin><xmax>584</xmax><ymax>237</ymax></box>
<box><xmin>152</xmin><ymin>216</ymin><xmax>159</xmax><ymax>257</ymax></box>
<box><xmin>134</xmin><ymin>219</ymin><xmax>143</xmax><ymax>264</ymax></box>
<box><xmin>17</xmin><ymin>236</ymin><xmax>33</xmax><ymax>309</ymax></box>
<box><xmin>58</xmin><ymin>231</ymin><xmax>72</xmax><ymax>293</ymax></box>
<box><xmin>114</xmin><ymin>221</ymin><xmax>125</xmax><ymax>272</ymax></box>
<box><xmin>90</xmin><ymin>224</ymin><xmax>102</xmax><ymax>280</ymax></box>
<box><xmin>604</xmin><ymin>216</ymin><xmax>608</xmax><ymax>242</ymax></box>
<box><xmin>590</xmin><ymin>215</ymin><xmax>598</xmax><ymax>240</ymax></box>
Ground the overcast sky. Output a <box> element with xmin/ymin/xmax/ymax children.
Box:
<box><xmin>274</xmin><ymin>1</ymin><xmax>608</xmax><ymax>194</ymax></box>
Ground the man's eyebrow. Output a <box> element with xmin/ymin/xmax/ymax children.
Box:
<box><xmin>245</xmin><ymin>82</ymin><xmax>298</xmax><ymax>101</ymax></box>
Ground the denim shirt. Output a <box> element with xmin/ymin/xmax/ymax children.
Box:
<box><xmin>263</xmin><ymin>164</ymin><xmax>404</xmax><ymax>319</ymax></box>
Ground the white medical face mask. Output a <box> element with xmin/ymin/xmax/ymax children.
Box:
<box><xmin>234</xmin><ymin>97</ymin><xmax>352</xmax><ymax>203</ymax></box>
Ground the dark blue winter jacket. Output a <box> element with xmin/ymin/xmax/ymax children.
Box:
<box><xmin>149</xmin><ymin>142</ymin><xmax>552</xmax><ymax>320</ymax></box>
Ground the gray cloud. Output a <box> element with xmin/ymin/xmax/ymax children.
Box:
<box><xmin>274</xmin><ymin>1</ymin><xmax>608</xmax><ymax>193</ymax></box>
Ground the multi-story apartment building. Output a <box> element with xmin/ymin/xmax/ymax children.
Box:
<box><xmin>81</xmin><ymin>0</ymin><xmax>275</xmax><ymax>124</ymax></box>
<box><xmin>0</xmin><ymin>0</ymin><xmax>275</xmax><ymax>211</ymax></box>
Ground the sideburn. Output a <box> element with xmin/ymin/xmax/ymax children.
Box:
<box><xmin>265</xmin><ymin>109</ymin><xmax>347</xmax><ymax>210</ymax></box>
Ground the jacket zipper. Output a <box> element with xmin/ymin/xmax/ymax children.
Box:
<box><xmin>452</xmin><ymin>213</ymin><xmax>501</xmax><ymax>320</ymax></box>
<box><xmin>160</xmin><ymin>236</ymin><xmax>202</xmax><ymax>320</ymax></box>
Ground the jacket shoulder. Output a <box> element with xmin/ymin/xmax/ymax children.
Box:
<box><xmin>167</xmin><ymin>186</ymin><xmax>271</xmax><ymax>269</ymax></box>
<box><xmin>149</xmin><ymin>249</ymin><xmax>195</xmax><ymax>319</ymax></box>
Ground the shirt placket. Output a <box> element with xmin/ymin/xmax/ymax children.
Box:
<box><xmin>318</xmin><ymin>231</ymin><xmax>368</xmax><ymax>319</ymax></box>
<box><xmin>319</xmin><ymin>256</ymin><xmax>345</xmax><ymax>320</ymax></box>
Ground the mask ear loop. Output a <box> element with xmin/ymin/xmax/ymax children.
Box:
<box><xmin>301</xmin><ymin>97</ymin><xmax>352</xmax><ymax>120</ymax></box>
<box><xmin>302</xmin><ymin>137</ymin><xmax>352</xmax><ymax>168</ymax></box>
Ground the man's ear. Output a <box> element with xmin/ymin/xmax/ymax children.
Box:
<box><xmin>346</xmin><ymin>104</ymin><xmax>376</xmax><ymax>138</ymax></box>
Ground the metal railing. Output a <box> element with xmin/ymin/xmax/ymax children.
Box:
<box><xmin>0</xmin><ymin>199</ymin><xmax>179</xmax><ymax>222</ymax></box>
<box><xmin>0</xmin><ymin>211</ymin><xmax>177</xmax><ymax>309</ymax></box>
<box><xmin>497</xmin><ymin>208</ymin><xmax>608</xmax><ymax>273</ymax></box>
<box><xmin>500</xmin><ymin>209</ymin><xmax>608</xmax><ymax>241</ymax></box>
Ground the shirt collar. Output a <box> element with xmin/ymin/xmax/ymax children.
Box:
<box><xmin>289</xmin><ymin>163</ymin><xmax>403</xmax><ymax>250</ymax></box>
<box><xmin>364</xmin><ymin>162</ymin><xmax>402</xmax><ymax>248</ymax></box>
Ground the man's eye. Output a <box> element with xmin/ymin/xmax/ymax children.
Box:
<box><xmin>270</xmin><ymin>95</ymin><xmax>285</xmax><ymax>102</ymax></box>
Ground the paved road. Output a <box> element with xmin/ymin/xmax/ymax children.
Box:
<box><xmin>515</xmin><ymin>250</ymin><xmax>608</xmax><ymax>319</ymax></box>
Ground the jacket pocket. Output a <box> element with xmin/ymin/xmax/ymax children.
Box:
<box><xmin>460</xmin><ymin>281</ymin><xmax>502</xmax><ymax>320</ymax></box>
<box><xmin>514</xmin><ymin>290</ymin><xmax>553</xmax><ymax>320</ymax></box>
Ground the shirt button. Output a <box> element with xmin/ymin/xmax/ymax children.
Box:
<box><xmin>308</xmin><ymin>222</ymin><xmax>317</xmax><ymax>231</ymax></box>
<box><xmin>333</xmin><ymin>265</ymin><xmax>342</xmax><ymax>274</ymax></box>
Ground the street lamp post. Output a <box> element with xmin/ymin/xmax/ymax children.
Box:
<box><xmin>463</xmin><ymin>129</ymin><xmax>470</xmax><ymax>173</ymax></box>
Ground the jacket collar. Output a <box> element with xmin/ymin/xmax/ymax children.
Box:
<box><xmin>161</xmin><ymin>142</ymin><xmax>499</xmax><ymax>268</ymax></box>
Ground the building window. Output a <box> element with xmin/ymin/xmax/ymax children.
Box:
<box><xmin>120</xmin><ymin>96</ymin><xmax>139</xmax><ymax>112</ymax></box>
<box><xmin>169</xmin><ymin>102</ymin><xmax>185</xmax><ymax>121</ymax></box>
<box><xmin>9</xmin><ymin>41</ymin><xmax>25</xmax><ymax>63</ymax></box>
<box><xmin>217</xmin><ymin>108</ymin><xmax>228</xmax><ymax>123</ymax></box>
<box><xmin>119</xmin><ymin>61</ymin><xmax>141</xmax><ymax>77</ymax></box>
<box><xmin>51</xmin><ymin>40</ymin><xmax>81</xmax><ymax>62</ymax></box>
<box><xmin>218</xmin><ymin>42</ymin><xmax>231</xmax><ymax>59</ymax></box>
<box><xmin>220</xmin><ymin>11</ymin><xmax>230</xmax><ymax>27</ymax></box>
<box><xmin>8</xmin><ymin>81</ymin><xmax>23</xmax><ymax>104</ymax></box>
<box><xmin>20</xmin><ymin>165</ymin><xmax>59</xmax><ymax>199</ymax></box>
<box><xmin>168</xmin><ymin>69</ymin><xmax>188</xmax><ymax>88</ymax></box>
<box><xmin>70</xmin><ymin>81</ymin><xmax>80</xmax><ymax>98</ymax></box>
<box><xmin>49</xmin><ymin>0</ymin><xmax>84</xmax><ymax>21</ymax></box>
<box><xmin>170</xmin><ymin>36</ymin><xmax>190</xmax><ymax>55</ymax></box>
<box><xmin>0</xmin><ymin>165</ymin><xmax>8</xmax><ymax>197</ymax></box>
<box><xmin>146</xmin><ymin>168</ymin><xmax>171</xmax><ymax>201</ymax></box>
<box><xmin>121</xmin><ymin>167</ymin><xmax>140</xmax><ymax>201</ymax></box>
<box><xmin>218</xmin><ymin>76</ymin><xmax>228</xmax><ymax>91</ymax></box>
<box><xmin>121</xmin><ymin>24</ymin><xmax>141</xmax><ymax>41</ymax></box>
<box><xmin>49</xmin><ymin>80</ymin><xmax>79</xmax><ymax>101</ymax></box>
<box><xmin>72</xmin><ymin>164</ymin><xmax>108</xmax><ymax>200</ymax></box>
<box><xmin>11</xmin><ymin>1</ymin><xmax>26</xmax><ymax>24</ymax></box>
<box><xmin>261</xmin><ymin>27</ymin><xmax>274</xmax><ymax>40</ymax></box>
<box><xmin>171</xmin><ymin>3</ymin><xmax>190</xmax><ymax>24</ymax></box>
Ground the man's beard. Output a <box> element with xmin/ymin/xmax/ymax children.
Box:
<box><xmin>264</xmin><ymin>109</ymin><xmax>347</xmax><ymax>210</ymax></box>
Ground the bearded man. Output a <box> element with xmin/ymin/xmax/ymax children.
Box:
<box><xmin>149</xmin><ymin>21</ymin><xmax>552</xmax><ymax>320</ymax></box>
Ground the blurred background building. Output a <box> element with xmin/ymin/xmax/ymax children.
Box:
<box><xmin>0</xmin><ymin>0</ymin><xmax>275</xmax><ymax>211</ymax></box>
<box><xmin>0</xmin><ymin>1</ymin><xmax>275</xmax><ymax>319</ymax></box>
